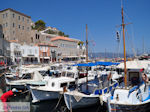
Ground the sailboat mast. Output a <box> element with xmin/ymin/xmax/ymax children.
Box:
<box><xmin>121</xmin><ymin>7</ymin><xmax>127</xmax><ymax>88</ymax></box>
<box><xmin>86</xmin><ymin>24</ymin><xmax>88</xmax><ymax>62</ymax></box>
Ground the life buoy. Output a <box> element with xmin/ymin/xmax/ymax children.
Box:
<box><xmin>142</xmin><ymin>73</ymin><xmax>149</xmax><ymax>83</ymax></box>
<box><xmin>107</xmin><ymin>72</ymin><xmax>112</xmax><ymax>81</ymax></box>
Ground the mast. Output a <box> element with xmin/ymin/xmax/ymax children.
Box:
<box><xmin>86</xmin><ymin>24</ymin><xmax>88</xmax><ymax>62</ymax></box>
<box><xmin>121</xmin><ymin>6</ymin><xmax>127</xmax><ymax>88</ymax></box>
<box><xmin>85</xmin><ymin>24</ymin><xmax>89</xmax><ymax>91</ymax></box>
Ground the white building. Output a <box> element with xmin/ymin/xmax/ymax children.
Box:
<box><xmin>9</xmin><ymin>40</ymin><xmax>22</xmax><ymax>64</ymax></box>
<box><xmin>21</xmin><ymin>44</ymin><xmax>39</xmax><ymax>64</ymax></box>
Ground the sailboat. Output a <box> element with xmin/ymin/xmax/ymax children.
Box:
<box><xmin>102</xmin><ymin>2</ymin><xmax>150</xmax><ymax>112</ymax></box>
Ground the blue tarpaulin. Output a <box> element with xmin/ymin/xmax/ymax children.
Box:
<box><xmin>72</xmin><ymin>62</ymin><xmax>119</xmax><ymax>67</ymax></box>
<box><xmin>96</xmin><ymin>61</ymin><xmax>119</xmax><ymax>66</ymax></box>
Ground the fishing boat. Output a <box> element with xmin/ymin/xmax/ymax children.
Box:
<box><xmin>6</xmin><ymin>65</ymin><xmax>51</xmax><ymax>90</ymax></box>
<box><xmin>102</xmin><ymin>3</ymin><xmax>150</xmax><ymax>112</ymax></box>
<box><xmin>30</xmin><ymin>71</ymin><xmax>77</xmax><ymax>103</ymax></box>
<box><xmin>29</xmin><ymin>62</ymin><xmax>104</xmax><ymax>103</ymax></box>
<box><xmin>63</xmin><ymin>62</ymin><xmax>120</xmax><ymax>110</ymax></box>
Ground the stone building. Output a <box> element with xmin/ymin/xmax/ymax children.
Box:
<box><xmin>30</xmin><ymin>27</ymin><xmax>58</xmax><ymax>44</ymax></box>
<box><xmin>51</xmin><ymin>36</ymin><xmax>85</xmax><ymax>62</ymax></box>
<box><xmin>0</xmin><ymin>24</ymin><xmax>11</xmax><ymax>65</ymax></box>
<box><xmin>0</xmin><ymin>8</ymin><xmax>32</xmax><ymax>43</ymax></box>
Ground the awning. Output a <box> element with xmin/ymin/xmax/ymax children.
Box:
<box><xmin>0</xmin><ymin>56</ymin><xmax>4</xmax><ymax>58</ymax></box>
<box><xmin>63</xmin><ymin>56</ymin><xmax>79</xmax><ymax>58</ymax></box>
<box><xmin>72</xmin><ymin>61</ymin><xmax>120</xmax><ymax>67</ymax></box>
<box><xmin>40</xmin><ymin>57</ymin><xmax>50</xmax><ymax>59</ymax></box>
<box><xmin>96</xmin><ymin>61</ymin><xmax>119</xmax><ymax>66</ymax></box>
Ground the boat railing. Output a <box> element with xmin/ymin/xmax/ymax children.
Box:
<box><xmin>94</xmin><ymin>82</ymin><xmax>118</xmax><ymax>95</ymax></box>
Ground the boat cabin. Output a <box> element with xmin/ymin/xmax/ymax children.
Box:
<box><xmin>47</xmin><ymin>77</ymin><xmax>75</xmax><ymax>90</ymax></box>
<box><xmin>127</xmin><ymin>69</ymin><xmax>143</xmax><ymax>87</ymax></box>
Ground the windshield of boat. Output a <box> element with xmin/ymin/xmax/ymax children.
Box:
<box><xmin>61</xmin><ymin>71</ymin><xmax>74</xmax><ymax>78</ymax></box>
<box><xmin>21</xmin><ymin>73</ymin><xmax>32</xmax><ymax>79</ymax></box>
<box><xmin>51</xmin><ymin>65</ymin><xmax>62</xmax><ymax>70</ymax></box>
<box><xmin>67</xmin><ymin>72</ymin><xmax>74</xmax><ymax>78</ymax></box>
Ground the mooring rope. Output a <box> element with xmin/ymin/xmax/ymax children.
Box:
<box><xmin>51</xmin><ymin>94</ymin><xmax>63</xmax><ymax>112</ymax></box>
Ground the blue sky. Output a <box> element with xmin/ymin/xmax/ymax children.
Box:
<box><xmin>1</xmin><ymin>0</ymin><xmax>150</xmax><ymax>55</ymax></box>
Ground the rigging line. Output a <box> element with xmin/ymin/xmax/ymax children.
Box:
<box><xmin>123</xmin><ymin>10</ymin><xmax>136</xmax><ymax>56</ymax></box>
<box><xmin>87</xmin><ymin>28</ymin><xmax>96</xmax><ymax>60</ymax></box>
<box><xmin>121</xmin><ymin>0</ymin><xmax>123</xmax><ymax>8</ymax></box>
<box><xmin>115</xmin><ymin>28</ymin><xmax>122</xmax><ymax>58</ymax></box>
<box><xmin>126</xmin><ymin>29</ymin><xmax>137</xmax><ymax>57</ymax></box>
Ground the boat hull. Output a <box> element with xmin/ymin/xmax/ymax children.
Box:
<box><xmin>104</xmin><ymin>101</ymin><xmax>150</xmax><ymax>112</ymax></box>
<box><xmin>64</xmin><ymin>93</ymin><xmax>99</xmax><ymax>110</ymax></box>
<box><xmin>30</xmin><ymin>88</ymin><xmax>60</xmax><ymax>103</ymax></box>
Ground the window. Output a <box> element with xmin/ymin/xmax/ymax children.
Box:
<box><xmin>46</xmin><ymin>37</ymin><xmax>50</xmax><ymax>41</ymax></box>
<box><xmin>60</xmin><ymin>83</ymin><xmax>67</xmax><ymax>87</ymax></box>
<box><xmin>13</xmin><ymin>23</ymin><xmax>15</xmax><ymax>27</ymax></box>
<box><xmin>0</xmin><ymin>49</ymin><xmax>2</xmax><ymax>55</ymax></box>
<box><xmin>12</xmin><ymin>13</ymin><xmax>15</xmax><ymax>18</ymax></box>
<box><xmin>27</xmin><ymin>19</ymin><xmax>29</xmax><ymax>23</ymax></box>
<box><xmin>3</xmin><ymin>24</ymin><xmax>5</xmax><ymax>28</ymax></box>
<box><xmin>38</xmin><ymin>35</ymin><xmax>40</xmax><ymax>39</ymax></box>
<box><xmin>13</xmin><ymin>31</ymin><xmax>15</xmax><ymax>34</ymax></box>
<box><xmin>22</xmin><ymin>26</ymin><xmax>24</xmax><ymax>30</ymax></box>
<box><xmin>2</xmin><ymin>14</ymin><xmax>5</xmax><ymax>18</ymax></box>
<box><xmin>35</xmin><ymin>49</ymin><xmax>37</xmax><ymax>54</ymax></box>
<box><xmin>42</xmin><ymin>52</ymin><xmax>47</xmax><ymax>56</ymax></box>
<box><xmin>6</xmin><ymin>22</ymin><xmax>8</xmax><ymax>27</ymax></box>
<box><xmin>27</xmin><ymin>27</ymin><xmax>29</xmax><ymax>30</ymax></box>
<box><xmin>29</xmin><ymin>49</ymin><xmax>32</xmax><ymax>54</ymax></box>
<box><xmin>52</xmin><ymin>82</ymin><xmax>55</xmax><ymax>87</ymax></box>
<box><xmin>18</xmin><ymin>16</ymin><xmax>20</xmax><ymax>20</ymax></box>
<box><xmin>31</xmin><ymin>37</ymin><xmax>33</xmax><ymax>43</ymax></box>
<box><xmin>6</xmin><ymin>13</ymin><xmax>8</xmax><ymax>17</ymax></box>
<box><xmin>35</xmin><ymin>34</ymin><xmax>37</xmax><ymax>39</ymax></box>
<box><xmin>22</xmin><ymin>49</ymin><xmax>24</xmax><ymax>54</ymax></box>
<box><xmin>22</xmin><ymin>17</ymin><xmax>24</xmax><ymax>21</ymax></box>
<box><xmin>18</xmin><ymin>25</ymin><xmax>20</xmax><ymax>29</ymax></box>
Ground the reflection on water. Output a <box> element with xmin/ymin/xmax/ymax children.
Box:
<box><xmin>8</xmin><ymin>91</ymin><xmax>104</xmax><ymax>112</ymax></box>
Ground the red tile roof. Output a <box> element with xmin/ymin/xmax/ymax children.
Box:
<box><xmin>51</xmin><ymin>36</ymin><xmax>77</xmax><ymax>42</ymax></box>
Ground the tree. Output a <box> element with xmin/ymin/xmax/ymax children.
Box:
<box><xmin>34</xmin><ymin>20</ymin><xmax>46</xmax><ymax>31</ymax></box>
<box><xmin>58</xmin><ymin>31</ymin><xmax>69</xmax><ymax>37</ymax></box>
<box><xmin>78</xmin><ymin>41</ymin><xmax>84</xmax><ymax>46</ymax></box>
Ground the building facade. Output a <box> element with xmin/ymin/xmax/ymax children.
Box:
<box><xmin>21</xmin><ymin>44</ymin><xmax>39</xmax><ymax>65</ymax></box>
<box><xmin>30</xmin><ymin>27</ymin><xmax>58</xmax><ymax>44</ymax></box>
<box><xmin>37</xmin><ymin>43</ymin><xmax>57</xmax><ymax>63</ymax></box>
<box><xmin>51</xmin><ymin>36</ymin><xmax>85</xmax><ymax>62</ymax></box>
<box><xmin>0</xmin><ymin>8</ymin><xmax>32</xmax><ymax>43</ymax></box>
<box><xmin>9</xmin><ymin>40</ymin><xmax>22</xmax><ymax>64</ymax></box>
